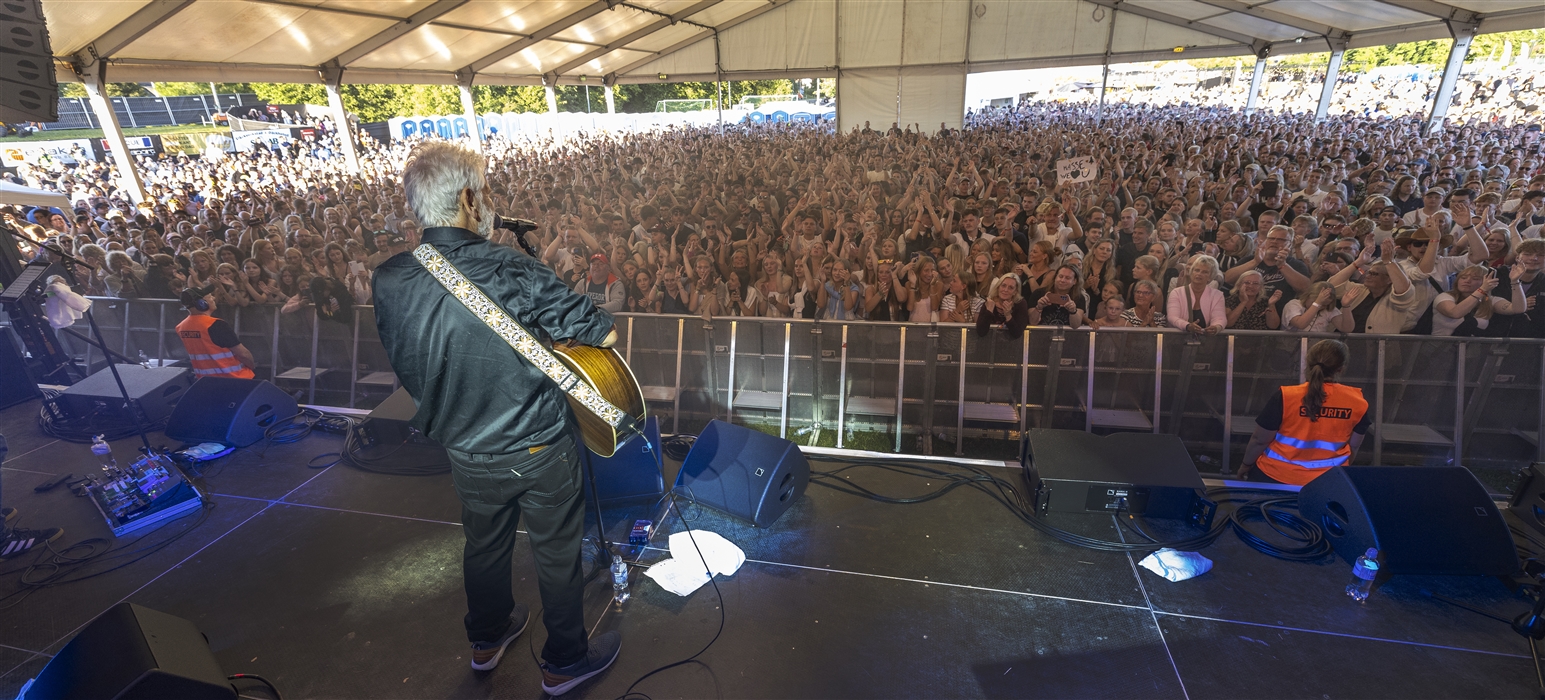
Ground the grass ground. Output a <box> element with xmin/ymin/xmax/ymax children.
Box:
<box><xmin>0</xmin><ymin>124</ymin><xmax>229</xmax><ymax>142</ymax></box>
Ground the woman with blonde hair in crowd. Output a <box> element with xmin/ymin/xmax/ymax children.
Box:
<box><xmin>213</xmin><ymin>262</ymin><xmax>249</xmax><ymax>309</ymax></box>
<box><xmin>1225</xmin><ymin>269</ymin><xmax>1281</xmax><ymax>330</ymax></box>
<box><xmin>756</xmin><ymin>254</ymin><xmax>795</xmax><ymax>318</ymax></box>
<box><xmin>1283</xmin><ymin>281</ymin><xmax>1351</xmax><ymax>333</ymax></box>
<box><xmin>1015</xmin><ymin>240</ymin><xmax>1058</xmax><ymax>296</ymax></box>
<box><xmin>187</xmin><ymin>248</ymin><xmax>217</xmax><ymax>290</ymax></box>
<box><xmin>1433</xmin><ymin>265</ymin><xmax>1526</xmax><ymax>337</ymax></box>
<box><xmin>904</xmin><ymin>255</ymin><xmax>944</xmax><ymax>323</ymax></box>
<box><xmin>251</xmin><ymin>238</ymin><xmax>279</xmax><ymax>275</ymax></box>
<box><xmin>1168</xmin><ymin>254</ymin><xmax>1226</xmax><ymax>334</ymax></box>
<box><xmin>863</xmin><ymin>259</ymin><xmax>905</xmax><ymax>322</ymax></box>
<box><xmin>976</xmin><ymin>274</ymin><xmax>1030</xmax><ymax>337</ymax></box>
<box><xmin>1081</xmin><ymin>238</ymin><xmax>1118</xmax><ymax>301</ymax></box>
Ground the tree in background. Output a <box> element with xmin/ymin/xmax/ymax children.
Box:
<box><xmin>122</xmin><ymin>80</ymin><xmax>798</xmax><ymax>118</ymax></box>
<box><xmin>1186</xmin><ymin>29</ymin><xmax>1544</xmax><ymax>73</ymax></box>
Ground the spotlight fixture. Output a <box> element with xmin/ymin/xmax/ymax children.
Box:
<box><xmin>1296</xmin><ymin>36</ymin><xmax>1304</xmax><ymax>43</ymax></box>
<box><xmin>1173</xmin><ymin>46</ymin><xmax>1184</xmax><ymax>53</ymax></box>
<box><xmin>579</xmin><ymin>75</ymin><xmax>587</xmax><ymax>82</ymax></box>
<box><xmin>658</xmin><ymin>73</ymin><xmax>669</xmax><ymax>80</ymax></box>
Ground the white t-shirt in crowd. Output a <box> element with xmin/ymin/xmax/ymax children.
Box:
<box><xmin>1282</xmin><ymin>299</ymin><xmax>1342</xmax><ymax>333</ymax></box>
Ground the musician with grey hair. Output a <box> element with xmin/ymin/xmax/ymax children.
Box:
<box><xmin>371</xmin><ymin>141</ymin><xmax>621</xmax><ymax>695</ymax></box>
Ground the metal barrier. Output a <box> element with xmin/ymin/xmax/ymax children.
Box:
<box><xmin>14</xmin><ymin>299</ymin><xmax>1545</xmax><ymax>475</ymax></box>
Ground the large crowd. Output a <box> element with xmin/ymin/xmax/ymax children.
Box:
<box><xmin>3</xmin><ymin>96</ymin><xmax>1544</xmax><ymax>341</ymax></box>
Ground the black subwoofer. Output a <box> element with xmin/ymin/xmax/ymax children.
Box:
<box><xmin>1300</xmin><ymin>466</ymin><xmax>1518</xmax><ymax>576</ymax></box>
<box><xmin>24</xmin><ymin>603</ymin><xmax>234</xmax><ymax>700</ymax></box>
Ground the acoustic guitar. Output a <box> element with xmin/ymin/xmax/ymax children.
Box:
<box><xmin>550</xmin><ymin>343</ymin><xmax>647</xmax><ymax>458</ymax></box>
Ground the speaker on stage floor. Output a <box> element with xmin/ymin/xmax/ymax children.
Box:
<box><xmin>23</xmin><ymin>603</ymin><xmax>234</xmax><ymax>700</ymax></box>
<box><xmin>0</xmin><ymin>330</ymin><xmax>40</xmax><ymax>410</ymax></box>
<box><xmin>165</xmin><ymin>377</ymin><xmax>297</xmax><ymax>447</ymax></box>
<box><xmin>584</xmin><ymin>416</ymin><xmax>664</xmax><ymax>507</ymax></box>
<box><xmin>675</xmin><ymin>420</ymin><xmax>808</xmax><ymax>528</ymax></box>
<box><xmin>57</xmin><ymin>364</ymin><xmax>192</xmax><ymax>424</ymax></box>
<box><xmin>1300</xmin><ymin>466</ymin><xmax>1519</xmax><ymax>576</ymax></box>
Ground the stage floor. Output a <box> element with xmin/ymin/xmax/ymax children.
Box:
<box><xmin>0</xmin><ymin>397</ymin><xmax>1539</xmax><ymax>699</ymax></box>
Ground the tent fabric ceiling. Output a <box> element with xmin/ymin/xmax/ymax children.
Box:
<box><xmin>44</xmin><ymin>0</ymin><xmax>1545</xmax><ymax>86</ymax></box>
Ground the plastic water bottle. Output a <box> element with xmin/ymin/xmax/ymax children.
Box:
<box><xmin>611</xmin><ymin>555</ymin><xmax>630</xmax><ymax>605</ymax></box>
<box><xmin>90</xmin><ymin>435</ymin><xmax>117</xmax><ymax>473</ymax></box>
<box><xmin>1346</xmin><ymin>548</ymin><xmax>1379</xmax><ymax>602</ymax></box>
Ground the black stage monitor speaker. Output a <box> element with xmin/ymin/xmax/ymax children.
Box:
<box><xmin>165</xmin><ymin>377</ymin><xmax>297</xmax><ymax>447</ymax></box>
<box><xmin>675</xmin><ymin>420</ymin><xmax>808</xmax><ymax>528</ymax></box>
<box><xmin>0</xmin><ymin>0</ymin><xmax>58</xmax><ymax>123</ymax></box>
<box><xmin>359</xmin><ymin>386</ymin><xmax>437</xmax><ymax>448</ymax></box>
<box><xmin>57</xmin><ymin>364</ymin><xmax>192</xmax><ymax>424</ymax></box>
<box><xmin>1509</xmin><ymin>464</ymin><xmax>1545</xmax><ymax>539</ymax></box>
<box><xmin>1022</xmin><ymin>429</ymin><xmax>1209</xmax><ymax>522</ymax></box>
<box><xmin>0</xmin><ymin>330</ymin><xmax>40</xmax><ymax>410</ymax></box>
<box><xmin>1300</xmin><ymin>466</ymin><xmax>1519</xmax><ymax>576</ymax></box>
<box><xmin>24</xmin><ymin>602</ymin><xmax>235</xmax><ymax>700</ymax></box>
<box><xmin>584</xmin><ymin>416</ymin><xmax>664</xmax><ymax>507</ymax></box>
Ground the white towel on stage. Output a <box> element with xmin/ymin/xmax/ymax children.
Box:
<box><xmin>644</xmin><ymin>530</ymin><xmax>746</xmax><ymax>596</ymax></box>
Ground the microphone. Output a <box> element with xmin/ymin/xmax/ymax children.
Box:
<box><xmin>495</xmin><ymin>216</ymin><xmax>540</xmax><ymax>258</ymax></box>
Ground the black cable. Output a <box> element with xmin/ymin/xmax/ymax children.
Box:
<box><xmin>229</xmin><ymin>673</ymin><xmax>282</xmax><ymax>700</ymax></box>
<box><xmin>0</xmin><ymin>502</ymin><xmax>213</xmax><ymax>610</ymax></box>
<box><xmin>593</xmin><ymin>433</ymin><xmax>725</xmax><ymax>700</ymax></box>
<box><xmin>35</xmin><ymin>388</ymin><xmax>166</xmax><ymax>443</ymax></box>
<box><xmin>661</xmin><ymin>434</ymin><xmax>696</xmax><ymax>462</ymax></box>
<box><xmin>615</xmin><ymin>492</ymin><xmax>725</xmax><ymax>700</ymax></box>
<box><xmin>341</xmin><ymin>418</ymin><xmax>451</xmax><ymax>476</ymax></box>
<box><xmin>807</xmin><ymin>460</ymin><xmax>1332</xmax><ymax>562</ymax></box>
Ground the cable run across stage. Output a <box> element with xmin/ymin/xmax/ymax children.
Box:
<box><xmin>807</xmin><ymin>459</ymin><xmax>1331</xmax><ymax>562</ymax></box>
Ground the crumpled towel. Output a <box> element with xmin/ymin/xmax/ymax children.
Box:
<box><xmin>644</xmin><ymin>530</ymin><xmax>745</xmax><ymax>596</ymax></box>
<box><xmin>1139</xmin><ymin>548</ymin><xmax>1213</xmax><ymax>582</ymax></box>
<box><xmin>44</xmin><ymin>279</ymin><xmax>91</xmax><ymax>329</ymax></box>
<box><xmin>180</xmin><ymin>443</ymin><xmax>234</xmax><ymax>460</ymax></box>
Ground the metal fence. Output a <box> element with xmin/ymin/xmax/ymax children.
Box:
<box><xmin>19</xmin><ymin>300</ymin><xmax>1545</xmax><ymax>475</ymax></box>
<box><xmin>45</xmin><ymin>94</ymin><xmax>265</xmax><ymax>130</ymax></box>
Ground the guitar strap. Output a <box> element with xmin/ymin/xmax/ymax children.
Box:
<box><xmin>412</xmin><ymin>244</ymin><xmax>631</xmax><ymax>430</ymax></box>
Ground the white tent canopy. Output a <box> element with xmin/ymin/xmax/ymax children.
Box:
<box><xmin>0</xmin><ymin>180</ymin><xmax>70</xmax><ymax>208</ymax></box>
<box><xmin>40</xmin><ymin>0</ymin><xmax>1545</xmax><ymax>134</ymax></box>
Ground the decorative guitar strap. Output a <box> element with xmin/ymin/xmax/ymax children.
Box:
<box><xmin>413</xmin><ymin>244</ymin><xmax>634</xmax><ymax>432</ymax></box>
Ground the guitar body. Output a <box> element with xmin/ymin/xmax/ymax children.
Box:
<box><xmin>550</xmin><ymin>344</ymin><xmax>647</xmax><ymax>458</ymax></box>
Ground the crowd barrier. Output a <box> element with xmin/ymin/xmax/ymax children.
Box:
<box><xmin>43</xmin><ymin>94</ymin><xmax>265</xmax><ymax>131</ymax></box>
<box><xmin>12</xmin><ymin>298</ymin><xmax>1544</xmax><ymax>476</ymax></box>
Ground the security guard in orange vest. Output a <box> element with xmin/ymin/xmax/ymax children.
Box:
<box><xmin>1237</xmin><ymin>339</ymin><xmax>1370</xmax><ymax>485</ymax></box>
<box><xmin>175</xmin><ymin>285</ymin><xmax>256</xmax><ymax>380</ymax></box>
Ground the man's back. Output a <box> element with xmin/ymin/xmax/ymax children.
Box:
<box><xmin>372</xmin><ymin>227</ymin><xmax>614</xmax><ymax>455</ymax></box>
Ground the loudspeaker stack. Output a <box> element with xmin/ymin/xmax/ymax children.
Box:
<box><xmin>0</xmin><ymin>0</ymin><xmax>57</xmax><ymax>123</ymax></box>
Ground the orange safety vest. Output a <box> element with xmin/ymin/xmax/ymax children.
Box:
<box><xmin>1257</xmin><ymin>382</ymin><xmax>1368</xmax><ymax>486</ymax></box>
<box><xmin>176</xmin><ymin>314</ymin><xmax>254</xmax><ymax>379</ymax></box>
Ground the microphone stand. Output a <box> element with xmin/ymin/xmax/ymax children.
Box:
<box><xmin>4</xmin><ymin>226</ymin><xmax>154</xmax><ymax>455</ymax></box>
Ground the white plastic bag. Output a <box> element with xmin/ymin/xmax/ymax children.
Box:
<box><xmin>1138</xmin><ymin>548</ymin><xmax>1213</xmax><ymax>582</ymax></box>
